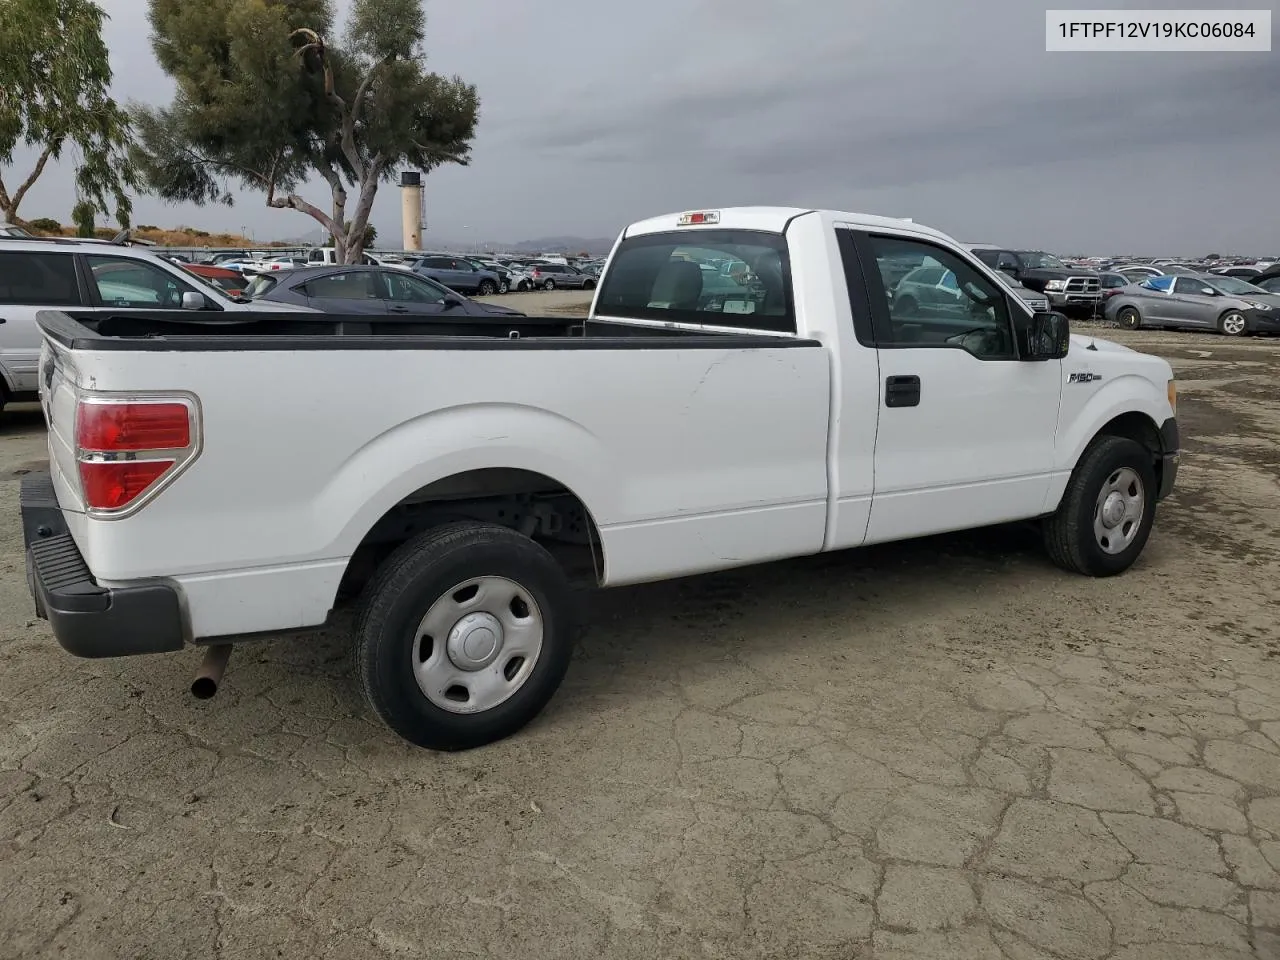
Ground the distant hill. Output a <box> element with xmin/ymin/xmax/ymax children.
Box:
<box><xmin>507</xmin><ymin>235</ymin><xmax>616</xmax><ymax>256</ymax></box>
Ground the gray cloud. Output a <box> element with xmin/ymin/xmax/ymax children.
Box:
<box><xmin>4</xmin><ymin>0</ymin><xmax>1278</xmax><ymax>253</ymax></box>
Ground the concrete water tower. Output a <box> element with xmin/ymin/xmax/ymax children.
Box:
<box><xmin>400</xmin><ymin>171</ymin><xmax>424</xmax><ymax>250</ymax></box>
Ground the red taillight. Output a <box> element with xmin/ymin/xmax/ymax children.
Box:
<box><xmin>79</xmin><ymin>461</ymin><xmax>175</xmax><ymax>510</ymax></box>
<box><xmin>75</xmin><ymin>398</ymin><xmax>197</xmax><ymax>513</ymax></box>
<box><xmin>77</xmin><ymin>401</ymin><xmax>190</xmax><ymax>450</ymax></box>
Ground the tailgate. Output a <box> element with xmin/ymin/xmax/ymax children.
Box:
<box><xmin>38</xmin><ymin>337</ymin><xmax>86</xmax><ymax>515</ymax></box>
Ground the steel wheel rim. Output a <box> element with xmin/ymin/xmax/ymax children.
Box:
<box><xmin>500</xmin><ymin>281</ymin><xmax>509</xmax><ymax>294</ymax></box>
<box><xmin>412</xmin><ymin>576</ymin><xmax>544</xmax><ymax>714</ymax></box>
<box><xmin>1222</xmin><ymin>312</ymin><xmax>1245</xmax><ymax>335</ymax></box>
<box><xmin>1093</xmin><ymin>467</ymin><xmax>1145</xmax><ymax>554</ymax></box>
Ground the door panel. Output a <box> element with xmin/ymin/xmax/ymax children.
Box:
<box><xmin>851</xmin><ymin>232</ymin><xmax>1062</xmax><ymax>544</ymax></box>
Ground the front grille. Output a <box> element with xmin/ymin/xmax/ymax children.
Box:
<box><xmin>1065</xmin><ymin>277</ymin><xmax>1100</xmax><ymax>294</ymax></box>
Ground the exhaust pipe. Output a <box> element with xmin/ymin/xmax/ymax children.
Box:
<box><xmin>191</xmin><ymin>644</ymin><xmax>233</xmax><ymax>699</ymax></box>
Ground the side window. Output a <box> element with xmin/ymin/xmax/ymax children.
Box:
<box><xmin>1173</xmin><ymin>277</ymin><xmax>1212</xmax><ymax>295</ymax></box>
<box><xmin>302</xmin><ymin>272</ymin><xmax>377</xmax><ymax>300</ymax></box>
<box><xmin>1141</xmin><ymin>276</ymin><xmax>1174</xmax><ymax>293</ymax></box>
<box><xmin>384</xmin><ymin>273</ymin><xmax>447</xmax><ymax>303</ymax></box>
<box><xmin>307</xmin><ymin>250</ymin><xmax>324</xmax><ymax>263</ymax></box>
<box><xmin>0</xmin><ymin>252</ymin><xmax>81</xmax><ymax>306</ymax></box>
<box><xmin>87</xmin><ymin>255</ymin><xmax>197</xmax><ymax>308</ymax></box>
<box><xmin>865</xmin><ymin>235</ymin><xmax>1015</xmax><ymax>360</ymax></box>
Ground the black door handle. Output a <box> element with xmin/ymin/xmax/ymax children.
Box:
<box><xmin>885</xmin><ymin>375</ymin><xmax>921</xmax><ymax>408</ymax></box>
<box><xmin>389</xmin><ymin>305</ymin><xmax>409</xmax><ymax>313</ymax></box>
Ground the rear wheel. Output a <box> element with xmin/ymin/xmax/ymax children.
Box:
<box><xmin>477</xmin><ymin>279</ymin><xmax>497</xmax><ymax>297</ymax></box>
<box><xmin>1117</xmin><ymin>307</ymin><xmax>1141</xmax><ymax>330</ymax></box>
<box><xmin>356</xmin><ymin>522</ymin><xmax>577</xmax><ymax>751</ymax></box>
<box><xmin>1043</xmin><ymin>436</ymin><xmax>1156</xmax><ymax>577</ymax></box>
<box><xmin>542</xmin><ymin>279</ymin><xmax>556</xmax><ymax>291</ymax></box>
<box><xmin>498</xmin><ymin>280</ymin><xmax>510</xmax><ymax>294</ymax></box>
<box><xmin>1218</xmin><ymin>310</ymin><xmax>1247</xmax><ymax>336</ymax></box>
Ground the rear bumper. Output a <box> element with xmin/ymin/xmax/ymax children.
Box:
<box><xmin>1158</xmin><ymin>417</ymin><xmax>1179</xmax><ymax>501</ymax></box>
<box><xmin>21</xmin><ymin>471</ymin><xmax>186</xmax><ymax>658</ymax></box>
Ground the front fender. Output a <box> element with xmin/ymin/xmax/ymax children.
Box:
<box><xmin>1056</xmin><ymin>375</ymin><xmax>1171</xmax><ymax>471</ymax></box>
<box><xmin>316</xmin><ymin>402</ymin><xmax>615</xmax><ymax>558</ymax></box>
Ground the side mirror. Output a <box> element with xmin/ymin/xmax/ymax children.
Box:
<box><xmin>1200</xmin><ymin>287</ymin><xmax>1217</xmax><ymax>296</ymax></box>
<box><xmin>1015</xmin><ymin>310</ymin><xmax>1069</xmax><ymax>361</ymax></box>
<box><xmin>181</xmin><ymin>291</ymin><xmax>206</xmax><ymax>311</ymax></box>
<box><xmin>442</xmin><ymin>295</ymin><xmax>464</xmax><ymax>308</ymax></box>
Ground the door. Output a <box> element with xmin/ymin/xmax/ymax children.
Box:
<box><xmin>299</xmin><ymin>271</ymin><xmax>388</xmax><ymax>314</ymax></box>
<box><xmin>381</xmin><ymin>271</ymin><xmax>456</xmax><ymax>317</ymax></box>
<box><xmin>1133</xmin><ymin>276</ymin><xmax>1176</xmax><ymax>324</ymax></box>
<box><xmin>0</xmin><ymin>251</ymin><xmax>83</xmax><ymax>394</ymax></box>
<box><xmin>443</xmin><ymin>258</ymin><xmax>479</xmax><ymax>292</ymax></box>
<box><xmin>851</xmin><ymin>232</ymin><xmax>1063</xmax><ymax>544</ymax></box>
<box><xmin>1167</xmin><ymin>276</ymin><xmax>1220</xmax><ymax>327</ymax></box>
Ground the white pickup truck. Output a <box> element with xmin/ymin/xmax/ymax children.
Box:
<box><xmin>22</xmin><ymin>207</ymin><xmax>1180</xmax><ymax>751</ymax></box>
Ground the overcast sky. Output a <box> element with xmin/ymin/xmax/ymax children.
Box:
<box><xmin>6</xmin><ymin>0</ymin><xmax>1278</xmax><ymax>253</ymax></box>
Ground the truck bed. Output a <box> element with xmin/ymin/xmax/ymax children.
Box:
<box><xmin>36</xmin><ymin>309</ymin><xmax>814</xmax><ymax>351</ymax></box>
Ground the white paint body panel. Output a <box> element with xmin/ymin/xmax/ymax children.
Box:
<box><xmin>40</xmin><ymin>208</ymin><xmax>1175</xmax><ymax>641</ymax></box>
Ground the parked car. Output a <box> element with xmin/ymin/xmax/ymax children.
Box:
<box><xmin>245</xmin><ymin>265</ymin><xmax>525</xmax><ymax>318</ymax></box>
<box><xmin>0</xmin><ymin>238</ymin><xmax>316</xmax><ymax>409</ymax></box>
<box><xmin>528</xmin><ymin>262</ymin><xmax>597</xmax><ymax>290</ymax></box>
<box><xmin>23</xmin><ymin>206</ymin><xmax>1179</xmax><ymax>752</ymax></box>
<box><xmin>411</xmin><ymin>255</ymin><xmax>503</xmax><ymax>296</ymax></box>
<box><xmin>302</xmin><ymin>248</ymin><xmax>412</xmax><ymax>271</ymax></box>
<box><xmin>1098</xmin><ymin>272</ymin><xmax>1131</xmax><ymax>303</ymax></box>
<box><xmin>179</xmin><ymin>262</ymin><xmax>249</xmax><ymax>297</ymax></box>
<box><xmin>1210</xmin><ymin>265</ymin><xmax>1263</xmax><ymax>280</ymax></box>
<box><xmin>966</xmin><ymin>246</ymin><xmax>1102</xmax><ymax>317</ymax></box>
<box><xmin>1105</xmin><ymin>274</ymin><xmax>1280</xmax><ymax>336</ymax></box>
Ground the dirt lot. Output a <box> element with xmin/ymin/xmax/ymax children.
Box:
<box><xmin>1</xmin><ymin>315</ymin><xmax>1278</xmax><ymax>959</ymax></box>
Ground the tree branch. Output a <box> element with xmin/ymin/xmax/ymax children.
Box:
<box><xmin>5</xmin><ymin>144</ymin><xmax>55</xmax><ymax>218</ymax></box>
<box><xmin>0</xmin><ymin>175</ymin><xmax>11</xmax><ymax>213</ymax></box>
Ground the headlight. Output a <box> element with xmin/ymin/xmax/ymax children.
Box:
<box><xmin>1168</xmin><ymin>379</ymin><xmax>1177</xmax><ymax>415</ymax></box>
<box><xmin>1044</xmin><ymin>280</ymin><xmax>1067</xmax><ymax>291</ymax></box>
<box><xmin>1244</xmin><ymin>300</ymin><xmax>1271</xmax><ymax>311</ymax></box>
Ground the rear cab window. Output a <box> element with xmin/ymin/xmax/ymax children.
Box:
<box><xmin>595</xmin><ymin>229</ymin><xmax>795</xmax><ymax>333</ymax></box>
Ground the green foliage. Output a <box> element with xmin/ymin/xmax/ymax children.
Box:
<box><xmin>0</xmin><ymin>0</ymin><xmax>137</xmax><ymax>226</ymax></box>
<box><xmin>26</xmin><ymin>217</ymin><xmax>63</xmax><ymax>233</ymax></box>
<box><xmin>71</xmin><ymin>199</ymin><xmax>96</xmax><ymax>236</ymax></box>
<box><xmin>134</xmin><ymin>0</ymin><xmax>479</xmax><ymax>262</ymax></box>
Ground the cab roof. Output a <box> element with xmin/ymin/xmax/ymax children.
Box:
<box><xmin>622</xmin><ymin>207</ymin><xmax>956</xmax><ymax>244</ymax></box>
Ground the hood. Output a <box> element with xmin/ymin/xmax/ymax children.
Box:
<box><xmin>1069</xmin><ymin>333</ymin><xmax>1134</xmax><ymax>354</ymax></box>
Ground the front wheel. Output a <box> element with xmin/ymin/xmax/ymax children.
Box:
<box><xmin>1117</xmin><ymin>307</ymin><xmax>1141</xmax><ymax>330</ymax></box>
<box><xmin>498</xmin><ymin>280</ymin><xmax>510</xmax><ymax>294</ymax></box>
<box><xmin>356</xmin><ymin>522</ymin><xmax>577</xmax><ymax>750</ymax></box>
<box><xmin>1043</xmin><ymin>436</ymin><xmax>1156</xmax><ymax>577</ymax></box>
<box><xmin>542</xmin><ymin>279</ymin><xmax>556</xmax><ymax>291</ymax></box>
<box><xmin>1218</xmin><ymin>310</ymin><xmax>1247</xmax><ymax>336</ymax></box>
<box><xmin>583</xmin><ymin>279</ymin><xmax>596</xmax><ymax>290</ymax></box>
<box><xmin>517</xmin><ymin>280</ymin><xmax>531</xmax><ymax>292</ymax></box>
<box><xmin>477</xmin><ymin>279</ymin><xmax>497</xmax><ymax>297</ymax></box>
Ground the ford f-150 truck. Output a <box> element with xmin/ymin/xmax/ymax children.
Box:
<box><xmin>21</xmin><ymin>207</ymin><xmax>1180</xmax><ymax>751</ymax></box>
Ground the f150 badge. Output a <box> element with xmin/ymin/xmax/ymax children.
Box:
<box><xmin>1068</xmin><ymin>372</ymin><xmax>1103</xmax><ymax>384</ymax></box>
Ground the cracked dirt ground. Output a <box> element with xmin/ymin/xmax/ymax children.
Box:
<box><xmin>1</xmin><ymin>326</ymin><xmax>1279</xmax><ymax>959</ymax></box>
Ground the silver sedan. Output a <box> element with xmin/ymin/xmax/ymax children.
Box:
<box><xmin>1103</xmin><ymin>274</ymin><xmax>1280</xmax><ymax>336</ymax></box>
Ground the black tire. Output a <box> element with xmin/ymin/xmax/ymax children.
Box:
<box><xmin>1217</xmin><ymin>310</ymin><xmax>1247</xmax><ymax>337</ymax></box>
<box><xmin>1117</xmin><ymin>307</ymin><xmax>1141</xmax><ymax>330</ymax></box>
<box><xmin>895</xmin><ymin>295</ymin><xmax>917</xmax><ymax>315</ymax></box>
<box><xmin>542</xmin><ymin>279</ymin><xmax>556</xmax><ymax>291</ymax></box>
<box><xmin>477</xmin><ymin>279</ymin><xmax>497</xmax><ymax>297</ymax></box>
<box><xmin>356</xmin><ymin>522</ymin><xmax>577</xmax><ymax>751</ymax></box>
<box><xmin>1043</xmin><ymin>436</ymin><xmax>1157</xmax><ymax>577</ymax></box>
<box><xmin>518</xmin><ymin>280</ymin><xmax>531</xmax><ymax>292</ymax></box>
<box><xmin>583</xmin><ymin>279</ymin><xmax>596</xmax><ymax>290</ymax></box>
<box><xmin>499</xmin><ymin>280</ymin><xmax>510</xmax><ymax>294</ymax></box>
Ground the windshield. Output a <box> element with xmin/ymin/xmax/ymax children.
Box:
<box><xmin>1206</xmin><ymin>275</ymin><xmax>1267</xmax><ymax>296</ymax></box>
<box><xmin>1018</xmin><ymin>252</ymin><xmax>1067</xmax><ymax>270</ymax></box>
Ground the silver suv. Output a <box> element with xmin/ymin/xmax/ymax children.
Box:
<box><xmin>0</xmin><ymin>238</ymin><xmax>315</xmax><ymax>408</ymax></box>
